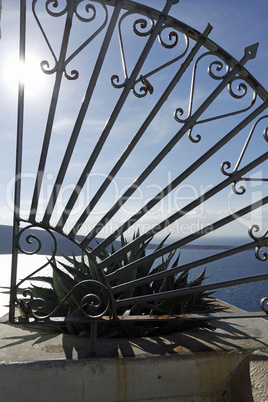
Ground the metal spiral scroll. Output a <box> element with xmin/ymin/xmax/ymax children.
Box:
<box><xmin>111</xmin><ymin>11</ymin><xmax>154</xmax><ymax>90</ymax></box>
<box><xmin>174</xmin><ymin>53</ymin><xmax>231</xmax><ymax>126</ymax></box>
<box><xmin>19</xmin><ymin>280</ymin><xmax>110</xmax><ymax>320</ymax></box>
<box><xmin>33</xmin><ymin>0</ymin><xmax>108</xmax><ymax>79</ymax></box>
<box><xmin>79</xmin><ymin>280</ymin><xmax>110</xmax><ymax>318</ymax></box>
<box><xmin>260</xmin><ymin>298</ymin><xmax>268</xmax><ymax>314</ymax></box>
<box><xmin>44</xmin><ymin>0</ymin><xmax>104</xmax><ymax>20</ymax></box>
<box><xmin>17</xmin><ymin>223</ymin><xmax>57</xmax><ymax>260</ymax></box>
<box><xmin>174</xmin><ymin>52</ymin><xmax>257</xmax><ymax>144</ymax></box>
<box><xmin>18</xmin><ymin>289</ymin><xmax>46</xmax><ymax>320</ymax></box>
<box><xmin>14</xmin><ymin>222</ymin><xmax>112</xmax><ymax>320</ymax></box>
<box><xmin>111</xmin><ymin>10</ymin><xmax>189</xmax><ymax>95</ymax></box>
<box><xmin>249</xmin><ymin>225</ymin><xmax>268</xmax><ymax>262</ymax></box>
<box><xmin>14</xmin><ymin>224</ymin><xmax>58</xmax><ymax>311</ymax></box>
<box><xmin>132</xmin><ymin>27</ymin><xmax>189</xmax><ymax>98</ymax></box>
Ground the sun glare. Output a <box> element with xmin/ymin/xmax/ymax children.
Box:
<box><xmin>4</xmin><ymin>53</ymin><xmax>46</xmax><ymax>97</ymax></box>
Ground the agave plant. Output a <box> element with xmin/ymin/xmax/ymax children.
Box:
<box><xmin>15</xmin><ymin>233</ymin><xmax>221</xmax><ymax>337</ymax></box>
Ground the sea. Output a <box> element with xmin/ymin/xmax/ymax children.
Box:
<box><xmin>0</xmin><ymin>235</ymin><xmax>267</xmax><ymax>318</ymax></box>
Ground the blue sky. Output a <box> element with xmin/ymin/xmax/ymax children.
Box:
<box><xmin>0</xmin><ymin>0</ymin><xmax>267</xmax><ymax>242</ymax></box>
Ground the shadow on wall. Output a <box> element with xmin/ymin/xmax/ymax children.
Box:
<box><xmin>1</xmin><ymin>315</ymin><xmax>267</xmax><ymax>360</ymax></box>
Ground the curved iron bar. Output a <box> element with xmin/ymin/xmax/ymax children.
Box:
<box><xmin>33</xmin><ymin>0</ymin><xmax>108</xmax><ymax>79</ymax></box>
<box><xmin>32</xmin><ymin>0</ymin><xmax>58</xmax><ymax>74</ymax></box>
<box><xmin>158</xmin><ymin>24</ymin><xmax>179</xmax><ymax>49</ymax></box>
<box><xmin>260</xmin><ymin>298</ymin><xmax>268</xmax><ymax>314</ymax></box>
<box><xmin>195</xmin><ymin>77</ymin><xmax>257</xmax><ymax>124</ymax></box>
<box><xmin>65</xmin><ymin>0</ymin><xmax>108</xmax><ymax>74</ymax></box>
<box><xmin>221</xmin><ymin>115</ymin><xmax>268</xmax><ymax>195</ymax></box>
<box><xmin>20</xmin><ymin>280</ymin><xmax>110</xmax><ymax>320</ymax></box>
<box><xmin>111</xmin><ymin>9</ymin><xmax>155</xmax><ymax>89</ymax></box>
<box><xmin>75</xmin><ymin>0</ymin><xmax>99</xmax><ymax>23</ymax></box>
<box><xmin>131</xmin><ymin>26</ymin><xmax>188</xmax><ymax>89</ymax></box>
<box><xmin>15</xmin><ymin>223</ymin><xmax>57</xmax><ymax>289</ymax></box>
<box><xmin>249</xmin><ymin>225</ymin><xmax>268</xmax><ymax>261</ymax></box>
<box><xmin>30</xmin><ymin>1</ymin><xmax>82</xmax><ymax>220</ymax></box>
<box><xmin>132</xmin><ymin>25</ymin><xmax>189</xmax><ymax>97</ymax></box>
<box><xmin>133</xmin><ymin>74</ymin><xmax>155</xmax><ymax>98</ymax></box>
<box><xmin>45</xmin><ymin>0</ymin><xmax>69</xmax><ymax>17</ymax></box>
<box><xmin>112</xmin><ymin>2</ymin><xmax>188</xmax><ymax>92</ymax></box>
<box><xmin>17</xmin><ymin>223</ymin><xmax>56</xmax><ymax>256</ymax></box>
<box><xmin>13</xmin><ymin>221</ymin><xmax>116</xmax><ymax>320</ymax></box>
<box><xmin>174</xmin><ymin>52</ymin><xmax>257</xmax><ymax>143</ymax></box>
<box><xmin>131</xmin><ymin>12</ymin><xmax>159</xmax><ymax>98</ymax></box>
<box><xmin>174</xmin><ymin>51</ymin><xmax>231</xmax><ymax>125</ymax></box>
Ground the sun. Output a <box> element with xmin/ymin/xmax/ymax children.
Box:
<box><xmin>3</xmin><ymin>53</ymin><xmax>47</xmax><ymax>97</ymax></box>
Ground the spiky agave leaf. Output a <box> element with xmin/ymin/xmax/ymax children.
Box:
<box><xmin>7</xmin><ymin>231</ymin><xmax>222</xmax><ymax>337</ymax></box>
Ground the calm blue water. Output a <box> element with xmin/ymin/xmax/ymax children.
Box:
<box><xmin>175</xmin><ymin>240</ymin><xmax>268</xmax><ymax>312</ymax></box>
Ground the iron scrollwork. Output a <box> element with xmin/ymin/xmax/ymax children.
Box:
<box><xmin>33</xmin><ymin>0</ymin><xmax>108</xmax><ymax>80</ymax></box>
<box><xmin>111</xmin><ymin>8</ymin><xmax>189</xmax><ymax>97</ymax></box>
<box><xmin>221</xmin><ymin>115</ymin><xmax>268</xmax><ymax>194</ymax></box>
<box><xmin>19</xmin><ymin>280</ymin><xmax>110</xmax><ymax>320</ymax></box>
<box><xmin>14</xmin><ymin>224</ymin><xmax>57</xmax><ymax>319</ymax></box>
<box><xmin>14</xmin><ymin>223</ymin><xmax>112</xmax><ymax>320</ymax></box>
<box><xmin>44</xmin><ymin>0</ymin><xmax>100</xmax><ymax>22</ymax></box>
<box><xmin>174</xmin><ymin>52</ymin><xmax>231</xmax><ymax>126</ymax></box>
<box><xmin>260</xmin><ymin>297</ymin><xmax>268</xmax><ymax>314</ymax></box>
<box><xmin>18</xmin><ymin>289</ymin><xmax>46</xmax><ymax>320</ymax></box>
<box><xmin>133</xmin><ymin>16</ymin><xmax>155</xmax><ymax>37</ymax></box>
<box><xmin>17</xmin><ymin>223</ymin><xmax>57</xmax><ymax>265</ymax></box>
<box><xmin>174</xmin><ymin>51</ymin><xmax>257</xmax><ymax>143</ymax></box>
<box><xmin>45</xmin><ymin>0</ymin><xmax>69</xmax><ymax>17</ymax></box>
<box><xmin>111</xmin><ymin>11</ymin><xmax>155</xmax><ymax>90</ymax></box>
<box><xmin>79</xmin><ymin>280</ymin><xmax>110</xmax><ymax>318</ymax></box>
<box><xmin>133</xmin><ymin>75</ymin><xmax>154</xmax><ymax>98</ymax></box>
<box><xmin>249</xmin><ymin>224</ymin><xmax>268</xmax><ymax>262</ymax></box>
<box><xmin>132</xmin><ymin>25</ymin><xmax>188</xmax><ymax>98</ymax></box>
<box><xmin>158</xmin><ymin>26</ymin><xmax>179</xmax><ymax>49</ymax></box>
<box><xmin>208</xmin><ymin>58</ymin><xmax>230</xmax><ymax>80</ymax></box>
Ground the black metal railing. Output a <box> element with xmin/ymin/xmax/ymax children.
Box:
<box><xmin>9</xmin><ymin>1</ymin><xmax>268</xmax><ymax>340</ymax></box>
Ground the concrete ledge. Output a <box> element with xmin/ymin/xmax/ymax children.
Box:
<box><xmin>0</xmin><ymin>352</ymin><xmax>250</xmax><ymax>402</ymax></box>
<box><xmin>0</xmin><ymin>310</ymin><xmax>267</xmax><ymax>402</ymax></box>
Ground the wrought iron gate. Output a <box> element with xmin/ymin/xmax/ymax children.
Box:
<box><xmin>9</xmin><ymin>0</ymin><xmax>268</xmax><ymax>334</ymax></box>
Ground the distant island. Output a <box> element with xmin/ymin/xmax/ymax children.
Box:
<box><xmin>0</xmin><ymin>225</ymin><xmax>232</xmax><ymax>255</ymax></box>
<box><xmin>0</xmin><ymin>225</ymin><xmax>97</xmax><ymax>255</ymax></box>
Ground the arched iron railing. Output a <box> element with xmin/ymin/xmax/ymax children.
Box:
<box><xmin>9</xmin><ymin>0</ymin><xmax>268</xmax><ymax>339</ymax></box>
